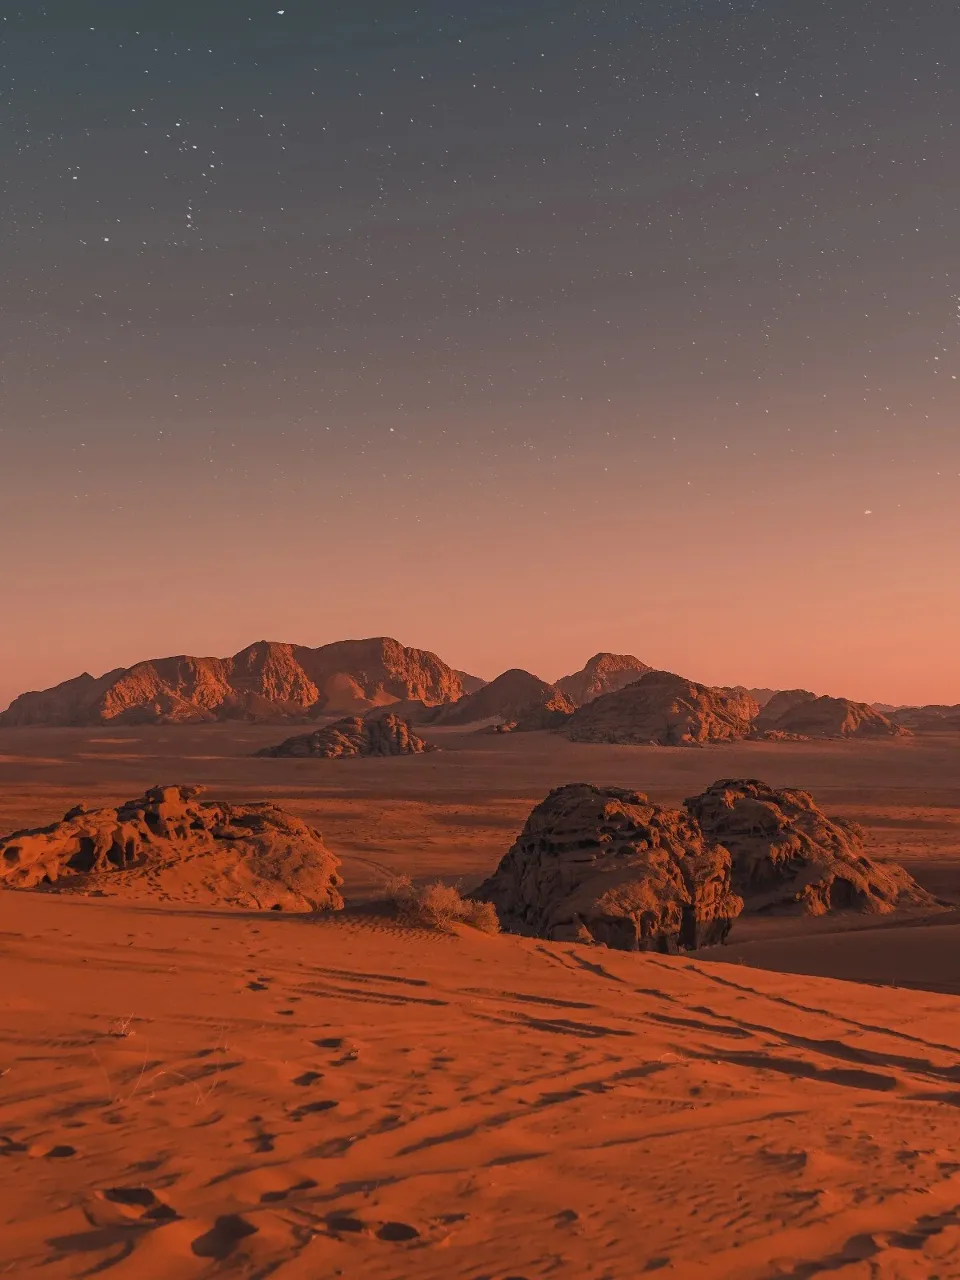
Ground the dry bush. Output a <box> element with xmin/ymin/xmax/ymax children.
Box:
<box><xmin>385</xmin><ymin>876</ymin><xmax>499</xmax><ymax>935</ymax></box>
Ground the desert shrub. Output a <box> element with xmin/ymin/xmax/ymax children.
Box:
<box><xmin>386</xmin><ymin>876</ymin><xmax>499</xmax><ymax>935</ymax></box>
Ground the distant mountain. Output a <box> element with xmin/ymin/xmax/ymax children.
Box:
<box><xmin>555</xmin><ymin>653</ymin><xmax>651</xmax><ymax>706</ymax></box>
<box><xmin>0</xmin><ymin>638</ymin><xmax>476</xmax><ymax>727</ymax></box>
<box><xmin>754</xmin><ymin>689</ymin><xmax>818</xmax><ymax>731</ymax></box>
<box><xmin>431</xmin><ymin>668</ymin><xmax>574</xmax><ymax>727</ymax></box>
<box><xmin>564</xmin><ymin>670</ymin><xmax>757</xmax><ymax>746</ymax></box>
<box><xmin>759</xmin><ymin>695</ymin><xmax>909</xmax><ymax>740</ymax></box>
<box><xmin>889</xmin><ymin>703</ymin><xmax>960</xmax><ymax>733</ymax></box>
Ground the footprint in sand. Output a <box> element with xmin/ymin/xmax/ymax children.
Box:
<box><xmin>293</xmin><ymin>1070</ymin><xmax>323</xmax><ymax>1086</ymax></box>
<box><xmin>28</xmin><ymin>1143</ymin><xmax>77</xmax><ymax>1159</ymax></box>
<box><xmin>191</xmin><ymin>1214</ymin><xmax>258</xmax><ymax>1259</ymax></box>
<box><xmin>97</xmin><ymin>1186</ymin><xmax>179</xmax><ymax>1222</ymax></box>
<box><xmin>291</xmin><ymin>1099</ymin><xmax>338</xmax><ymax>1120</ymax></box>
<box><xmin>376</xmin><ymin>1222</ymin><xmax>420</xmax><ymax>1242</ymax></box>
<box><xmin>259</xmin><ymin>1177</ymin><xmax>318</xmax><ymax>1204</ymax></box>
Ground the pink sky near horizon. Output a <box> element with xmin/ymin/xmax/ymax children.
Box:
<box><xmin>3</xmin><ymin>419</ymin><xmax>957</xmax><ymax>711</ymax></box>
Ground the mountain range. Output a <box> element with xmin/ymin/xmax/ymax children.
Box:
<box><xmin>1</xmin><ymin>637</ymin><xmax>956</xmax><ymax>735</ymax></box>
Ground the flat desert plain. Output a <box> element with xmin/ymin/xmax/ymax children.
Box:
<box><xmin>2</xmin><ymin>725</ymin><xmax>960</xmax><ymax>1278</ymax></box>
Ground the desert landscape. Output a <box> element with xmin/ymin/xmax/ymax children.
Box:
<box><xmin>2</xmin><ymin>673</ymin><xmax>960</xmax><ymax>1276</ymax></box>
<box><xmin>6</xmin><ymin>2</ymin><xmax>959</xmax><ymax>1274</ymax></box>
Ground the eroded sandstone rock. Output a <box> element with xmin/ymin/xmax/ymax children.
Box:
<box><xmin>564</xmin><ymin>670</ymin><xmax>756</xmax><ymax>746</ymax></box>
<box><xmin>0</xmin><ymin>637</ymin><xmax>474</xmax><ymax>726</ymax></box>
<box><xmin>256</xmin><ymin>713</ymin><xmax>435</xmax><ymax>758</ymax></box>
<box><xmin>434</xmin><ymin>669</ymin><xmax>575</xmax><ymax>727</ymax></box>
<box><xmin>474</xmin><ymin>784</ymin><xmax>742</xmax><ymax>951</ymax></box>
<box><xmin>556</xmin><ymin>653</ymin><xmax>652</xmax><ymax>706</ymax></box>
<box><xmin>685</xmin><ymin>779</ymin><xmax>931</xmax><ymax>915</ymax></box>
<box><xmin>0</xmin><ymin>786</ymin><xmax>344</xmax><ymax>911</ymax></box>
<box><xmin>761</xmin><ymin>696</ymin><xmax>909</xmax><ymax>739</ymax></box>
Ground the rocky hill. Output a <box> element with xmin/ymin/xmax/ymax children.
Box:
<box><xmin>474</xmin><ymin>783</ymin><xmax>742</xmax><ymax>951</ymax></box>
<box><xmin>432</xmin><ymin>668</ymin><xmax>575</xmax><ymax>727</ymax></box>
<box><xmin>555</xmin><ymin>653</ymin><xmax>651</xmax><ymax>706</ymax></box>
<box><xmin>0</xmin><ymin>785</ymin><xmax>343</xmax><ymax>911</ymax></box>
<box><xmin>753</xmin><ymin>688</ymin><xmax>818</xmax><ymax>731</ymax></box>
<box><xmin>890</xmin><ymin>703</ymin><xmax>960</xmax><ymax>733</ymax></box>
<box><xmin>760</xmin><ymin>695</ymin><xmax>909</xmax><ymax>739</ymax></box>
<box><xmin>564</xmin><ymin>670</ymin><xmax>758</xmax><ymax>746</ymax></box>
<box><xmin>686</xmin><ymin>779</ymin><xmax>931</xmax><ymax>915</ymax></box>
<box><xmin>0</xmin><ymin>638</ymin><xmax>476</xmax><ymax>726</ymax></box>
<box><xmin>256</xmin><ymin>713</ymin><xmax>435</xmax><ymax>759</ymax></box>
<box><xmin>475</xmin><ymin>777</ymin><xmax>934</xmax><ymax>952</ymax></box>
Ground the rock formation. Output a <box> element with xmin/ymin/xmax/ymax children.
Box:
<box><xmin>753</xmin><ymin>689</ymin><xmax>818</xmax><ymax>731</ymax></box>
<box><xmin>1</xmin><ymin>637</ymin><xmax>471</xmax><ymax>726</ymax></box>
<box><xmin>555</xmin><ymin>653</ymin><xmax>651</xmax><ymax>706</ymax></box>
<box><xmin>685</xmin><ymin>779</ymin><xmax>932</xmax><ymax>915</ymax></box>
<box><xmin>760</xmin><ymin>695</ymin><xmax>909</xmax><ymax>739</ymax></box>
<box><xmin>474</xmin><ymin>784</ymin><xmax>742</xmax><ymax>951</ymax></box>
<box><xmin>564</xmin><ymin>670</ymin><xmax>756</xmax><ymax>746</ymax></box>
<box><xmin>256</xmin><ymin>713</ymin><xmax>435</xmax><ymax>759</ymax></box>
<box><xmin>890</xmin><ymin>704</ymin><xmax>960</xmax><ymax>733</ymax></box>
<box><xmin>0</xmin><ymin>786</ymin><xmax>344</xmax><ymax>911</ymax></box>
<box><xmin>433</xmin><ymin>668</ymin><xmax>575</xmax><ymax>727</ymax></box>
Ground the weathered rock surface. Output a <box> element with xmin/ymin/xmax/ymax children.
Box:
<box><xmin>0</xmin><ymin>786</ymin><xmax>344</xmax><ymax>910</ymax></box>
<box><xmin>763</xmin><ymin>695</ymin><xmax>909</xmax><ymax>739</ymax></box>
<box><xmin>474</xmin><ymin>784</ymin><xmax>743</xmax><ymax>951</ymax></box>
<box><xmin>1</xmin><ymin>637</ymin><xmax>470</xmax><ymax>726</ymax></box>
<box><xmin>434</xmin><ymin>668</ymin><xmax>575</xmax><ymax>727</ymax></box>
<box><xmin>564</xmin><ymin>670</ymin><xmax>756</xmax><ymax>746</ymax></box>
<box><xmin>256</xmin><ymin>713</ymin><xmax>435</xmax><ymax>759</ymax></box>
<box><xmin>686</xmin><ymin>779</ymin><xmax>932</xmax><ymax>915</ymax></box>
<box><xmin>556</xmin><ymin>653</ymin><xmax>652</xmax><ymax>706</ymax></box>
<box><xmin>754</xmin><ymin>689</ymin><xmax>818</xmax><ymax>731</ymax></box>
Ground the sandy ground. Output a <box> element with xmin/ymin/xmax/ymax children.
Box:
<box><xmin>2</xmin><ymin>725</ymin><xmax>960</xmax><ymax>1276</ymax></box>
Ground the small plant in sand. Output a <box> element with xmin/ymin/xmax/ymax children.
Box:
<box><xmin>386</xmin><ymin>875</ymin><xmax>500</xmax><ymax>935</ymax></box>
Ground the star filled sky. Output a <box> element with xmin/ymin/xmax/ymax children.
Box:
<box><xmin>2</xmin><ymin>0</ymin><xmax>958</xmax><ymax>708</ymax></box>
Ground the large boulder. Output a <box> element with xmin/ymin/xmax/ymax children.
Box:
<box><xmin>474</xmin><ymin>784</ymin><xmax>743</xmax><ymax>952</ymax></box>
<box><xmin>564</xmin><ymin>670</ymin><xmax>756</xmax><ymax>746</ymax></box>
<box><xmin>0</xmin><ymin>786</ymin><xmax>344</xmax><ymax>911</ymax></box>
<box><xmin>0</xmin><ymin>637</ymin><xmax>471</xmax><ymax>726</ymax></box>
<box><xmin>556</xmin><ymin>653</ymin><xmax>652</xmax><ymax>706</ymax></box>
<box><xmin>762</xmin><ymin>695</ymin><xmax>909</xmax><ymax>739</ymax></box>
<box><xmin>256</xmin><ymin>713</ymin><xmax>435</xmax><ymax>759</ymax></box>
<box><xmin>434</xmin><ymin>668</ymin><xmax>575</xmax><ymax>727</ymax></box>
<box><xmin>685</xmin><ymin>779</ymin><xmax>932</xmax><ymax>915</ymax></box>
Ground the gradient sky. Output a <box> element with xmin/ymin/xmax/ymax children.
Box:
<box><xmin>2</xmin><ymin>1</ymin><xmax>958</xmax><ymax>710</ymax></box>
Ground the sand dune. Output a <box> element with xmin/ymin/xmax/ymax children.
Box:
<box><xmin>2</xmin><ymin>724</ymin><xmax>960</xmax><ymax>1276</ymax></box>
<box><xmin>2</xmin><ymin>892</ymin><xmax>960</xmax><ymax>1278</ymax></box>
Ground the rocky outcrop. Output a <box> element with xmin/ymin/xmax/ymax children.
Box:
<box><xmin>256</xmin><ymin>713</ymin><xmax>435</xmax><ymax>759</ymax></box>
<box><xmin>1</xmin><ymin>637</ymin><xmax>469</xmax><ymax>726</ymax></box>
<box><xmin>0</xmin><ymin>786</ymin><xmax>344</xmax><ymax>911</ymax></box>
<box><xmin>564</xmin><ymin>670</ymin><xmax>756</xmax><ymax>746</ymax></box>
<box><xmin>753</xmin><ymin>689</ymin><xmax>818</xmax><ymax>731</ymax></box>
<box><xmin>890</xmin><ymin>704</ymin><xmax>960</xmax><ymax>733</ymax></box>
<box><xmin>685</xmin><ymin>779</ymin><xmax>932</xmax><ymax>915</ymax></box>
<box><xmin>474</xmin><ymin>784</ymin><xmax>742</xmax><ymax>951</ymax></box>
<box><xmin>761</xmin><ymin>695</ymin><xmax>909</xmax><ymax>739</ymax></box>
<box><xmin>556</xmin><ymin>653</ymin><xmax>651</xmax><ymax>706</ymax></box>
<box><xmin>433</xmin><ymin>669</ymin><xmax>575</xmax><ymax>727</ymax></box>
